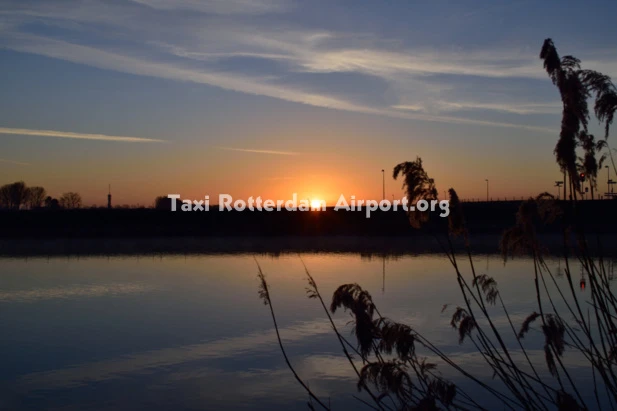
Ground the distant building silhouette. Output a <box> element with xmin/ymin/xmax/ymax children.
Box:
<box><xmin>107</xmin><ymin>185</ymin><xmax>112</xmax><ymax>209</ymax></box>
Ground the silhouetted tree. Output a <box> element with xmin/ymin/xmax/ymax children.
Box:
<box><xmin>26</xmin><ymin>186</ymin><xmax>47</xmax><ymax>209</ymax></box>
<box><xmin>44</xmin><ymin>196</ymin><xmax>60</xmax><ymax>209</ymax></box>
<box><xmin>0</xmin><ymin>185</ymin><xmax>9</xmax><ymax>209</ymax></box>
<box><xmin>59</xmin><ymin>192</ymin><xmax>82</xmax><ymax>209</ymax></box>
<box><xmin>154</xmin><ymin>195</ymin><xmax>175</xmax><ymax>210</ymax></box>
<box><xmin>0</xmin><ymin>181</ymin><xmax>29</xmax><ymax>209</ymax></box>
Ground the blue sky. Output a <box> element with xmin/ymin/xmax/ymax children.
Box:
<box><xmin>1</xmin><ymin>0</ymin><xmax>616</xmax><ymax>205</ymax></box>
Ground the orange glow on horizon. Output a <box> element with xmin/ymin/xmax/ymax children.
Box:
<box><xmin>310</xmin><ymin>199</ymin><xmax>326</xmax><ymax>210</ymax></box>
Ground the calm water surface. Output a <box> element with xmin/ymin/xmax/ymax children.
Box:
<box><xmin>0</xmin><ymin>251</ymin><xmax>609</xmax><ymax>410</ymax></box>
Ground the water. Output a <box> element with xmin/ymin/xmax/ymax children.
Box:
<box><xmin>0</xmin><ymin>249</ymin><xmax>610</xmax><ymax>410</ymax></box>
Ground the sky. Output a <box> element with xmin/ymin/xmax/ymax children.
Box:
<box><xmin>1</xmin><ymin>0</ymin><xmax>617</xmax><ymax>206</ymax></box>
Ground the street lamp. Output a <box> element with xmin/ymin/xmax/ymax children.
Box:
<box><xmin>381</xmin><ymin>169</ymin><xmax>385</xmax><ymax>201</ymax></box>
<box><xmin>555</xmin><ymin>181</ymin><xmax>563</xmax><ymax>199</ymax></box>
<box><xmin>485</xmin><ymin>179</ymin><xmax>489</xmax><ymax>202</ymax></box>
<box><xmin>607</xmin><ymin>165</ymin><xmax>610</xmax><ymax>199</ymax></box>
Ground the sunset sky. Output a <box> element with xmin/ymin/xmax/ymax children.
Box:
<box><xmin>1</xmin><ymin>0</ymin><xmax>616</xmax><ymax>206</ymax></box>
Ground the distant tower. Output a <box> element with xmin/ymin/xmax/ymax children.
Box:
<box><xmin>107</xmin><ymin>185</ymin><xmax>112</xmax><ymax>209</ymax></box>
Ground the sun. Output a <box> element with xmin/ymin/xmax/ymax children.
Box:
<box><xmin>310</xmin><ymin>198</ymin><xmax>325</xmax><ymax>210</ymax></box>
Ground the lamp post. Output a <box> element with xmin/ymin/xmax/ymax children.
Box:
<box><xmin>555</xmin><ymin>181</ymin><xmax>563</xmax><ymax>199</ymax></box>
<box><xmin>381</xmin><ymin>169</ymin><xmax>385</xmax><ymax>201</ymax></box>
<box><xmin>485</xmin><ymin>179</ymin><xmax>489</xmax><ymax>202</ymax></box>
<box><xmin>607</xmin><ymin>165</ymin><xmax>610</xmax><ymax>199</ymax></box>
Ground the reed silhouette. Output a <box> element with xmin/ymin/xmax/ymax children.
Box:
<box><xmin>257</xmin><ymin>165</ymin><xmax>616</xmax><ymax>410</ymax></box>
<box><xmin>578</xmin><ymin>132</ymin><xmax>606</xmax><ymax>200</ymax></box>
<box><xmin>540</xmin><ymin>39</ymin><xmax>617</xmax><ymax>200</ymax></box>
<box><xmin>392</xmin><ymin>157</ymin><xmax>437</xmax><ymax>229</ymax></box>
<box><xmin>256</xmin><ymin>38</ymin><xmax>617</xmax><ymax>410</ymax></box>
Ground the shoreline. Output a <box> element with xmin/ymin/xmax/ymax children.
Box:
<box><xmin>1</xmin><ymin>201</ymin><xmax>616</xmax><ymax>238</ymax></box>
<box><xmin>2</xmin><ymin>233</ymin><xmax>616</xmax><ymax>257</ymax></box>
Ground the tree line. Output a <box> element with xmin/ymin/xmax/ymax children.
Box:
<box><xmin>0</xmin><ymin>181</ymin><xmax>82</xmax><ymax>210</ymax></box>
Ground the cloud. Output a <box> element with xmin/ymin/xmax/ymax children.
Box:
<box><xmin>441</xmin><ymin>101</ymin><xmax>561</xmax><ymax>115</ymax></box>
<box><xmin>129</xmin><ymin>0</ymin><xmax>293</xmax><ymax>15</ymax></box>
<box><xmin>295</xmin><ymin>48</ymin><xmax>546</xmax><ymax>80</ymax></box>
<box><xmin>1</xmin><ymin>33</ymin><xmax>379</xmax><ymax>114</ymax></box>
<box><xmin>0</xmin><ymin>127</ymin><xmax>166</xmax><ymax>143</ymax></box>
<box><xmin>391</xmin><ymin>104</ymin><xmax>426</xmax><ymax>112</ymax></box>
<box><xmin>0</xmin><ymin>158</ymin><xmax>30</xmax><ymax>166</ymax></box>
<box><xmin>395</xmin><ymin>101</ymin><xmax>562</xmax><ymax>115</ymax></box>
<box><xmin>218</xmin><ymin>147</ymin><xmax>299</xmax><ymax>155</ymax></box>
<box><xmin>0</xmin><ymin>35</ymin><xmax>560</xmax><ymax>134</ymax></box>
<box><xmin>2</xmin><ymin>2</ymin><xmax>615</xmax><ymax>133</ymax></box>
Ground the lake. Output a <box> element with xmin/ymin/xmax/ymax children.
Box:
<box><xmin>0</xmin><ymin>245</ymin><xmax>612</xmax><ymax>410</ymax></box>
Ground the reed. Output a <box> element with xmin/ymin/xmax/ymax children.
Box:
<box><xmin>257</xmin><ymin>166</ymin><xmax>617</xmax><ymax>411</ymax></box>
<box><xmin>256</xmin><ymin>38</ymin><xmax>617</xmax><ymax>410</ymax></box>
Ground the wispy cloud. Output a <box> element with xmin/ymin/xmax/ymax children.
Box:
<box><xmin>394</xmin><ymin>101</ymin><xmax>562</xmax><ymax>115</ymax></box>
<box><xmin>2</xmin><ymin>1</ymin><xmax>615</xmax><ymax>133</ymax></box>
<box><xmin>391</xmin><ymin>104</ymin><xmax>425</xmax><ymax>112</ymax></box>
<box><xmin>0</xmin><ymin>158</ymin><xmax>30</xmax><ymax>166</ymax></box>
<box><xmin>217</xmin><ymin>147</ymin><xmax>299</xmax><ymax>155</ymax></box>
<box><xmin>130</xmin><ymin>0</ymin><xmax>293</xmax><ymax>15</ymax></box>
<box><xmin>0</xmin><ymin>127</ymin><xmax>166</xmax><ymax>143</ymax></box>
<box><xmin>295</xmin><ymin>48</ymin><xmax>546</xmax><ymax>79</ymax></box>
<box><xmin>0</xmin><ymin>34</ymin><xmax>375</xmax><ymax>115</ymax></box>
<box><xmin>0</xmin><ymin>35</ymin><xmax>559</xmax><ymax>134</ymax></box>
